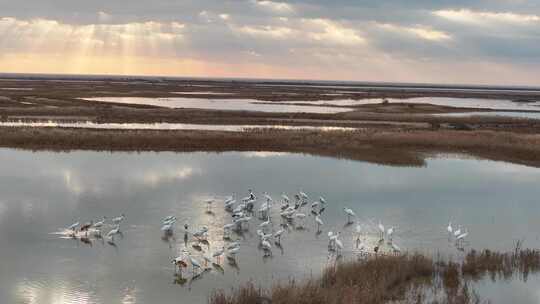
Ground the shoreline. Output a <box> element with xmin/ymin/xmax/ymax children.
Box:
<box><xmin>0</xmin><ymin>77</ymin><xmax>539</xmax><ymax>168</ymax></box>
<box><xmin>1</xmin><ymin>127</ymin><xmax>539</xmax><ymax>167</ymax></box>
<box><xmin>210</xmin><ymin>248</ymin><xmax>540</xmax><ymax>304</ymax></box>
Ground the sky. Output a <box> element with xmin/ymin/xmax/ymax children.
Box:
<box><xmin>0</xmin><ymin>0</ymin><xmax>539</xmax><ymax>85</ymax></box>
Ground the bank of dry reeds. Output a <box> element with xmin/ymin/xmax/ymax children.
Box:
<box><xmin>1</xmin><ymin>127</ymin><xmax>540</xmax><ymax>167</ymax></box>
<box><xmin>210</xmin><ymin>249</ymin><xmax>540</xmax><ymax>304</ymax></box>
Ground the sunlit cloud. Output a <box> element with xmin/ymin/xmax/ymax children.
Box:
<box><xmin>0</xmin><ymin>17</ymin><xmax>185</xmax><ymax>56</ymax></box>
<box><xmin>236</xmin><ymin>25</ymin><xmax>295</xmax><ymax>39</ymax></box>
<box><xmin>0</xmin><ymin>0</ymin><xmax>539</xmax><ymax>85</ymax></box>
<box><xmin>63</xmin><ymin>169</ymin><xmax>85</xmax><ymax>195</ymax></box>
<box><xmin>433</xmin><ymin>9</ymin><xmax>540</xmax><ymax>25</ymax></box>
<box><xmin>243</xmin><ymin>152</ymin><xmax>290</xmax><ymax>158</ymax></box>
<box><xmin>251</xmin><ymin>0</ymin><xmax>295</xmax><ymax>15</ymax></box>
<box><xmin>142</xmin><ymin>167</ymin><xmax>197</xmax><ymax>187</ymax></box>
<box><xmin>378</xmin><ymin>23</ymin><xmax>451</xmax><ymax>41</ymax></box>
<box><xmin>302</xmin><ymin>18</ymin><xmax>365</xmax><ymax>46</ymax></box>
<box><xmin>98</xmin><ymin>11</ymin><xmax>112</xmax><ymax>23</ymax></box>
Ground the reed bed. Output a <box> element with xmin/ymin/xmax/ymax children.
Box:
<box><xmin>210</xmin><ymin>249</ymin><xmax>540</xmax><ymax>304</ymax></box>
<box><xmin>1</xmin><ymin>127</ymin><xmax>540</xmax><ymax>167</ymax></box>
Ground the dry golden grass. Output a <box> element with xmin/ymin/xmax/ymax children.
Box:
<box><xmin>1</xmin><ymin>127</ymin><xmax>540</xmax><ymax>167</ymax></box>
<box><xmin>210</xmin><ymin>249</ymin><xmax>540</xmax><ymax>304</ymax></box>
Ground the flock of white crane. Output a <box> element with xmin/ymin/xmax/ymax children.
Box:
<box><xmin>160</xmin><ymin>189</ymin><xmax>470</xmax><ymax>278</ymax></box>
<box><xmin>62</xmin><ymin>214</ymin><xmax>126</xmax><ymax>243</ymax></box>
<box><xmin>60</xmin><ymin>190</ymin><xmax>470</xmax><ymax>280</ymax></box>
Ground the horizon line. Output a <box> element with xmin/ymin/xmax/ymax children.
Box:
<box><xmin>1</xmin><ymin>72</ymin><xmax>540</xmax><ymax>90</ymax></box>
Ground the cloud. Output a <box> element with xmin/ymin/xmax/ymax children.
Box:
<box><xmin>0</xmin><ymin>17</ymin><xmax>185</xmax><ymax>56</ymax></box>
<box><xmin>251</xmin><ymin>0</ymin><xmax>295</xmax><ymax>15</ymax></box>
<box><xmin>377</xmin><ymin>23</ymin><xmax>451</xmax><ymax>41</ymax></box>
<box><xmin>236</xmin><ymin>25</ymin><xmax>295</xmax><ymax>39</ymax></box>
<box><xmin>434</xmin><ymin>9</ymin><xmax>540</xmax><ymax>25</ymax></box>
<box><xmin>0</xmin><ymin>1</ymin><xmax>538</xmax><ymax>85</ymax></box>
<box><xmin>301</xmin><ymin>18</ymin><xmax>365</xmax><ymax>45</ymax></box>
<box><xmin>97</xmin><ymin>11</ymin><xmax>112</xmax><ymax>23</ymax></box>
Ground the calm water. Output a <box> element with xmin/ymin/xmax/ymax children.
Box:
<box><xmin>433</xmin><ymin>111</ymin><xmax>540</xmax><ymax>120</ymax></box>
<box><xmin>1</xmin><ymin>150</ymin><xmax>540</xmax><ymax>303</ymax></box>
<box><xmin>0</xmin><ymin>120</ymin><xmax>356</xmax><ymax>132</ymax></box>
<box><xmin>171</xmin><ymin>92</ymin><xmax>236</xmax><ymax>95</ymax></box>
<box><xmin>392</xmin><ymin>97</ymin><xmax>540</xmax><ymax>111</ymax></box>
<box><xmin>83</xmin><ymin>96</ymin><xmax>540</xmax><ymax>113</ymax></box>
<box><xmin>82</xmin><ymin>97</ymin><xmax>354</xmax><ymax>113</ymax></box>
<box><xmin>321</xmin><ymin>97</ymin><xmax>540</xmax><ymax>111</ymax></box>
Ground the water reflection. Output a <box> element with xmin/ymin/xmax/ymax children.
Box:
<box><xmin>0</xmin><ymin>150</ymin><xmax>539</xmax><ymax>303</ymax></box>
<box><xmin>171</xmin><ymin>91</ymin><xmax>236</xmax><ymax>95</ymax></box>
<box><xmin>314</xmin><ymin>97</ymin><xmax>540</xmax><ymax>111</ymax></box>
<box><xmin>84</xmin><ymin>96</ymin><xmax>540</xmax><ymax>113</ymax></box>
<box><xmin>376</xmin><ymin>97</ymin><xmax>540</xmax><ymax>111</ymax></box>
<box><xmin>433</xmin><ymin>111</ymin><xmax>540</xmax><ymax>120</ymax></box>
<box><xmin>0</xmin><ymin>120</ymin><xmax>357</xmax><ymax>132</ymax></box>
<box><xmin>82</xmin><ymin>97</ymin><xmax>354</xmax><ymax>113</ymax></box>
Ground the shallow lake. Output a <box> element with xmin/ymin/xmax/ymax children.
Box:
<box><xmin>1</xmin><ymin>150</ymin><xmax>540</xmax><ymax>303</ymax></box>
<box><xmin>432</xmin><ymin>111</ymin><xmax>540</xmax><ymax>120</ymax></box>
<box><xmin>391</xmin><ymin>97</ymin><xmax>540</xmax><ymax>111</ymax></box>
<box><xmin>320</xmin><ymin>97</ymin><xmax>540</xmax><ymax>111</ymax></box>
<box><xmin>83</xmin><ymin>96</ymin><xmax>540</xmax><ymax>114</ymax></box>
<box><xmin>0</xmin><ymin>120</ymin><xmax>356</xmax><ymax>132</ymax></box>
<box><xmin>82</xmin><ymin>97</ymin><xmax>354</xmax><ymax>113</ymax></box>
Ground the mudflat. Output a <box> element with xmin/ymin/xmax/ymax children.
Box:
<box><xmin>1</xmin><ymin>76</ymin><xmax>540</xmax><ymax>167</ymax></box>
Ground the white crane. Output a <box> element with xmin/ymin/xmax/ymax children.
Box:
<box><xmin>242</xmin><ymin>189</ymin><xmax>256</xmax><ymax>202</ymax></box>
<box><xmin>261</xmin><ymin>239</ymin><xmax>272</xmax><ymax>256</ymax></box>
<box><xmin>315</xmin><ymin>215</ymin><xmax>324</xmax><ymax>231</ymax></box>
<box><xmin>328</xmin><ymin>231</ymin><xmax>339</xmax><ymax>250</ymax></box>
<box><xmin>92</xmin><ymin>217</ymin><xmax>106</xmax><ymax>229</ymax></box>
<box><xmin>456</xmin><ymin>229</ymin><xmax>469</xmax><ymax>245</ymax></box>
<box><xmin>227</xmin><ymin>244</ymin><xmax>240</xmax><ymax>259</ymax></box>
<box><xmin>387</xmin><ymin>226</ymin><xmax>395</xmax><ymax>241</ymax></box>
<box><xmin>225</xmin><ymin>199</ymin><xmax>236</xmax><ymax>210</ymax></box>
<box><xmin>343</xmin><ymin>208</ymin><xmax>356</xmax><ymax>223</ymax></box>
<box><xmin>205</xmin><ymin>199</ymin><xmax>214</xmax><ymax>211</ymax></box>
<box><xmin>264</xmin><ymin>192</ymin><xmax>273</xmax><ymax>203</ymax></box>
<box><xmin>161</xmin><ymin>221</ymin><xmax>175</xmax><ymax>233</ymax></box>
<box><xmin>67</xmin><ymin>221</ymin><xmax>79</xmax><ymax>231</ymax></box>
<box><xmin>281</xmin><ymin>193</ymin><xmax>290</xmax><ymax>204</ymax></box>
<box><xmin>227</xmin><ymin>241</ymin><xmax>241</xmax><ymax>250</ymax></box>
<box><xmin>391</xmin><ymin>242</ymin><xmax>401</xmax><ymax>253</ymax></box>
<box><xmin>112</xmin><ymin>214</ymin><xmax>125</xmax><ymax>225</ymax></box>
<box><xmin>106</xmin><ymin>225</ymin><xmax>121</xmax><ymax>241</ymax></box>
<box><xmin>453</xmin><ymin>225</ymin><xmax>462</xmax><ymax>237</ymax></box>
<box><xmin>223</xmin><ymin>223</ymin><xmax>235</xmax><ymax>238</ymax></box>
<box><xmin>188</xmin><ymin>255</ymin><xmax>202</xmax><ymax>273</ymax></box>
<box><xmin>212</xmin><ymin>247</ymin><xmax>225</xmax><ymax>262</ymax></box>
<box><xmin>335</xmin><ymin>238</ymin><xmax>343</xmax><ymax>255</ymax></box>
<box><xmin>274</xmin><ymin>228</ymin><xmax>285</xmax><ymax>243</ymax></box>
<box><xmin>224</xmin><ymin>194</ymin><xmax>235</xmax><ymax>206</ymax></box>
<box><xmin>378</xmin><ymin>221</ymin><xmax>385</xmax><ymax>239</ymax></box>
<box><xmin>259</xmin><ymin>219</ymin><xmax>271</xmax><ymax>231</ymax></box>
<box><xmin>172</xmin><ymin>256</ymin><xmax>188</xmax><ymax>273</ymax></box>
<box><xmin>163</xmin><ymin>215</ymin><xmax>176</xmax><ymax>222</ymax></box>
<box><xmin>299</xmin><ymin>190</ymin><xmax>308</xmax><ymax>201</ymax></box>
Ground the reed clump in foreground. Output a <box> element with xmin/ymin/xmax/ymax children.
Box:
<box><xmin>209</xmin><ymin>248</ymin><xmax>540</xmax><ymax>304</ymax></box>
